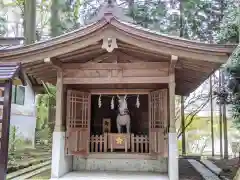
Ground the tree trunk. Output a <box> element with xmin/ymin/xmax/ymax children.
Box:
<box><xmin>51</xmin><ymin>0</ymin><xmax>62</xmax><ymax>37</ymax></box>
<box><xmin>128</xmin><ymin>0</ymin><xmax>134</xmax><ymax>17</ymax></box>
<box><xmin>179</xmin><ymin>0</ymin><xmax>184</xmax><ymax>37</ymax></box>
<box><xmin>219</xmin><ymin>70</ymin><xmax>223</xmax><ymax>158</ymax></box>
<box><xmin>24</xmin><ymin>0</ymin><xmax>36</xmax><ymax>44</ymax></box>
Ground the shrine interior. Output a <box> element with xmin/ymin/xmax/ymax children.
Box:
<box><xmin>90</xmin><ymin>94</ymin><xmax>149</xmax><ymax>135</ymax></box>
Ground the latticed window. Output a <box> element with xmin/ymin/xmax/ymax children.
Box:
<box><xmin>12</xmin><ymin>85</ymin><xmax>25</xmax><ymax>105</ymax></box>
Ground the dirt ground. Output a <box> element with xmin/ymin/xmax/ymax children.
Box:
<box><xmin>211</xmin><ymin>158</ymin><xmax>240</xmax><ymax>180</ymax></box>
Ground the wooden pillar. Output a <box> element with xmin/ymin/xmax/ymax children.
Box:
<box><xmin>51</xmin><ymin>70</ymin><xmax>72</xmax><ymax>178</ymax></box>
<box><xmin>0</xmin><ymin>81</ymin><xmax>12</xmax><ymax>180</ymax></box>
<box><xmin>54</xmin><ymin>71</ymin><xmax>65</xmax><ymax>132</ymax></box>
<box><xmin>169</xmin><ymin>75</ymin><xmax>176</xmax><ymax>133</ymax></box>
<box><xmin>168</xmin><ymin>55</ymin><xmax>179</xmax><ymax>180</ymax></box>
<box><xmin>181</xmin><ymin>96</ymin><xmax>186</xmax><ymax>156</ymax></box>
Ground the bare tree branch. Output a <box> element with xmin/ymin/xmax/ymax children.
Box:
<box><xmin>177</xmin><ymin>76</ymin><xmax>219</xmax><ymax>139</ymax></box>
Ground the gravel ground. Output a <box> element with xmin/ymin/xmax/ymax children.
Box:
<box><xmin>210</xmin><ymin>158</ymin><xmax>240</xmax><ymax>180</ymax></box>
<box><xmin>28</xmin><ymin>170</ymin><xmax>51</xmax><ymax>179</ymax></box>
<box><xmin>179</xmin><ymin>159</ymin><xmax>205</xmax><ymax>180</ymax></box>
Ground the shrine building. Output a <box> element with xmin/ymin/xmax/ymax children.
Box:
<box><xmin>0</xmin><ymin>1</ymin><xmax>236</xmax><ymax>180</ymax></box>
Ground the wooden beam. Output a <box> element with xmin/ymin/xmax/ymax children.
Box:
<box><xmin>90</xmin><ymin>89</ymin><xmax>151</xmax><ymax>94</ymax></box>
<box><xmin>24</xmin><ymin>63</ymin><xmax>48</xmax><ymax>71</ymax></box>
<box><xmin>62</xmin><ymin>62</ymin><xmax>169</xmax><ymax>70</ymax></box>
<box><xmin>115</xmin><ymin>51</ymin><xmax>145</xmax><ymax>62</ymax></box>
<box><xmin>86</xmin><ymin>53</ymin><xmax>118</xmax><ymax>64</ymax></box>
<box><xmin>33</xmin><ymin>76</ymin><xmax>56</xmax><ymax>85</ymax></box>
<box><xmin>27</xmin><ymin>66</ymin><xmax>56</xmax><ymax>74</ymax></box>
<box><xmin>23</xmin><ymin>61</ymin><xmax>45</xmax><ymax>70</ymax></box>
<box><xmin>63</xmin><ymin>76</ymin><xmax>170</xmax><ymax>84</ymax></box>
<box><xmin>28</xmin><ymin>69</ymin><xmax>56</xmax><ymax>77</ymax></box>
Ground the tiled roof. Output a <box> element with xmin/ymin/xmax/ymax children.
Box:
<box><xmin>0</xmin><ymin>44</ymin><xmax>22</xmax><ymax>50</ymax></box>
<box><xmin>0</xmin><ymin>63</ymin><xmax>25</xmax><ymax>85</ymax></box>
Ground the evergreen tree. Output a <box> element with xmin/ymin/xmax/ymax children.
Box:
<box><xmin>220</xmin><ymin>1</ymin><xmax>240</xmax><ymax>130</ymax></box>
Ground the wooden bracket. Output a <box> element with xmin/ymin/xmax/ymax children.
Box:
<box><xmin>44</xmin><ymin>57</ymin><xmax>62</xmax><ymax>70</ymax></box>
<box><xmin>169</xmin><ymin>55</ymin><xmax>178</xmax><ymax>75</ymax></box>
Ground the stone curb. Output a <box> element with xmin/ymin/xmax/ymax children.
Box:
<box><xmin>233</xmin><ymin>168</ymin><xmax>240</xmax><ymax>180</ymax></box>
<box><xmin>188</xmin><ymin>159</ymin><xmax>220</xmax><ymax>180</ymax></box>
<box><xmin>12</xmin><ymin>165</ymin><xmax>51</xmax><ymax>180</ymax></box>
<box><xmin>200</xmin><ymin>159</ymin><xmax>230</xmax><ymax>180</ymax></box>
<box><xmin>7</xmin><ymin>160</ymin><xmax>51</xmax><ymax>180</ymax></box>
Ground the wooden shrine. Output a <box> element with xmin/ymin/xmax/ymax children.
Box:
<box><xmin>0</xmin><ymin>0</ymin><xmax>236</xmax><ymax>179</ymax></box>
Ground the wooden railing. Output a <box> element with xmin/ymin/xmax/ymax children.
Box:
<box><xmin>131</xmin><ymin>134</ymin><xmax>149</xmax><ymax>153</ymax></box>
<box><xmin>89</xmin><ymin>133</ymin><xmax>149</xmax><ymax>153</ymax></box>
<box><xmin>67</xmin><ymin>132</ymin><xmax>165</xmax><ymax>155</ymax></box>
<box><xmin>90</xmin><ymin>134</ymin><xmax>107</xmax><ymax>152</ymax></box>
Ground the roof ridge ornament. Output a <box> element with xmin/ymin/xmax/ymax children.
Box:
<box><xmin>87</xmin><ymin>0</ymin><xmax>134</xmax><ymax>24</ymax></box>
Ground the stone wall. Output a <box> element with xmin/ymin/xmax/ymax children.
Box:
<box><xmin>73</xmin><ymin>156</ymin><xmax>167</xmax><ymax>172</ymax></box>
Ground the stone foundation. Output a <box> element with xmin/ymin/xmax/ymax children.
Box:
<box><xmin>73</xmin><ymin>156</ymin><xmax>167</xmax><ymax>172</ymax></box>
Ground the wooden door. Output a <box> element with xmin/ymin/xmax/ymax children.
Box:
<box><xmin>149</xmin><ymin>89</ymin><xmax>168</xmax><ymax>156</ymax></box>
<box><xmin>65</xmin><ymin>90</ymin><xmax>90</xmax><ymax>156</ymax></box>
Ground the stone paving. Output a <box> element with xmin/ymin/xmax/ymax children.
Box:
<box><xmin>201</xmin><ymin>159</ymin><xmax>222</xmax><ymax>175</ymax></box>
<box><xmin>51</xmin><ymin>171</ymin><xmax>169</xmax><ymax>180</ymax></box>
<box><xmin>188</xmin><ymin>159</ymin><xmax>220</xmax><ymax>180</ymax></box>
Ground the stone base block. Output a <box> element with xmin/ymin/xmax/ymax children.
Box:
<box><xmin>168</xmin><ymin>132</ymin><xmax>179</xmax><ymax>180</ymax></box>
<box><xmin>73</xmin><ymin>156</ymin><xmax>167</xmax><ymax>172</ymax></box>
<box><xmin>51</xmin><ymin>131</ymin><xmax>72</xmax><ymax>178</ymax></box>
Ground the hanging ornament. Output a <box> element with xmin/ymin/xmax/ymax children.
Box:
<box><xmin>98</xmin><ymin>94</ymin><xmax>102</xmax><ymax>108</ymax></box>
<box><xmin>111</xmin><ymin>96</ymin><xmax>114</xmax><ymax>109</ymax></box>
<box><xmin>136</xmin><ymin>95</ymin><xmax>140</xmax><ymax>108</ymax></box>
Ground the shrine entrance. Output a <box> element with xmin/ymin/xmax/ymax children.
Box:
<box><xmin>90</xmin><ymin>94</ymin><xmax>149</xmax><ymax>153</ymax></box>
<box><xmin>64</xmin><ymin>88</ymin><xmax>169</xmax><ymax>172</ymax></box>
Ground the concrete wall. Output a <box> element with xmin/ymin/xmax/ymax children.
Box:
<box><xmin>10</xmin><ymin>115</ymin><xmax>36</xmax><ymax>141</ymax></box>
<box><xmin>10</xmin><ymin>81</ymin><xmax>36</xmax><ymax>141</ymax></box>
